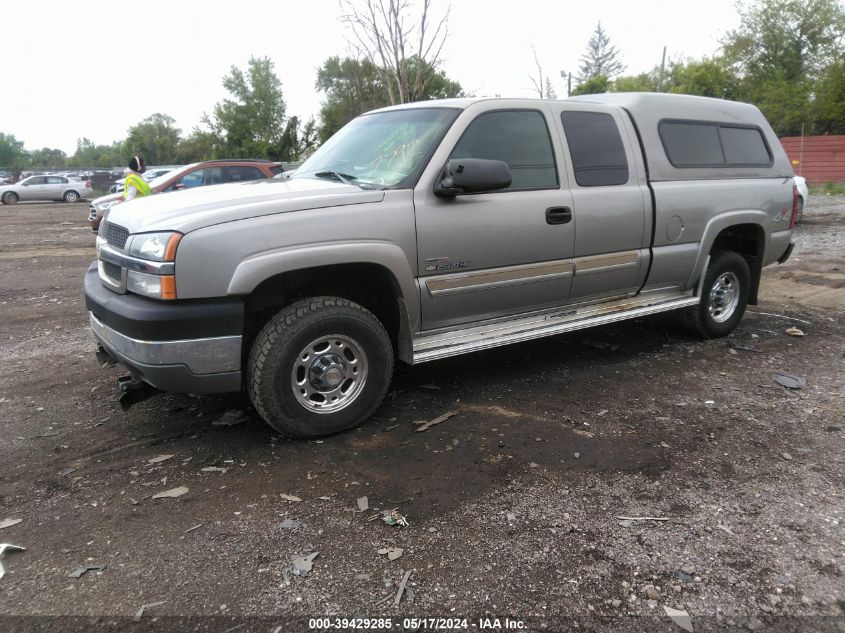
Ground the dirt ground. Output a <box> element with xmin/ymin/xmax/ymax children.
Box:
<box><xmin>0</xmin><ymin>197</ymin><xmax>842</xmax><ymax>632</ymax></box>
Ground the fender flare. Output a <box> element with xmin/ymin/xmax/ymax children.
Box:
<box><xmin>227</xmin><ymin>241</ymin><xmax>421</xmax><ymax>333</ymax></box>
<box><xmin>686</xmin><ymin>210</ymin><xmax>769</xmax><ymax>289</ymax></box>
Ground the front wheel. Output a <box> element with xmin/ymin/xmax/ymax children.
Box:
<box><xmin>247</xmin><ymin>297</ymin><xmax>394</xmax><ymax>438</ymax></box>
<box><xmin>3</xmin><ymin>192</ymin><xmax>18</xmax><ymax>205</ymax></box>
<box><xmin>681</xmin><ymin>250</ymin><xmax>750</xmax><ymax>338</ymax></box>
<box><xmin>64</xmin><ymin>190</ymin><xmax>80</xmax><ymax>203</ymax></box>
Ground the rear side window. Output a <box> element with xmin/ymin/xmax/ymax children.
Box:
<box><xmin>560</xmin><ymin>111</ymin><xmax>629</xmax><ymax>186</ymax></box>
<box><xmin>450</xmin><ymin>110</ymin><xmax>558</xmax><ymax>190</ymax></box>
<box><xmin>224</xmin><ymin>166</ymin><xmax>264</xmax><ymax>182</ymax></box>
<box><xmin>720</xmin><ymin>126</ymin><xmax>772</xmax><ymax>165</ymax></box>
<box><xmin>659</xmin><ymin>120</ymin><xmax>772</xmax><ymax>167</ymax></box>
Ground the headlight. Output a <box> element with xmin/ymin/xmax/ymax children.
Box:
<box><xmin>128</xmin><ymin>232</ymin><xmax>182</xmax><ymax>262</ymax></box>
<box><xmin>96</xmin><ymin>200</ymin><xmax>122</xmax><ymax>212</ymax></box>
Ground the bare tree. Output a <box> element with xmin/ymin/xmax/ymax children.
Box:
<box><xmin>577</xmin><ymin>21</ymin><xmax>626</xmax><ymax>82</ymax></box>
<box><xmin>339</xmin><ymin>0</ymin><xmax>450</xmax><ymax>104</ymax></box>
<box><xmin>529</xmin><ymin>46</ymin><xmax>557</xmax><ymax>99</ymax></box>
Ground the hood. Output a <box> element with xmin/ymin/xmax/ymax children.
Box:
<box><xmin>102</xmin><ymin>177</ymin><xmax>385</xmax><ymax>234</ymax></box>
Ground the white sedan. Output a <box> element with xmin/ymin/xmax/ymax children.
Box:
<box><xmin>0</xmin><ymin>175</ymin><xmax>94</xmax><ymax>204</ymax></box>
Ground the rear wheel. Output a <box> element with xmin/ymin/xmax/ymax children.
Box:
<box><xmin>796</xmin><ymin>196</ymin><xmax>805</xmax><ymax>223</ymax></box>
<box><xmin>63</xmin><ymin>190</ymin><xmax>80</xmax><ymax>203</ymax></box>
<box><xmin>247</xmin><ymin>297</ymin><xmax>394</xmax><ymax>438</ymax></box>
<box><xmin>681</xmin><ymin>250</ymin><xmax>750</xmax><ymax>338</ymax></box>
<box><xmin>2</xmin><ymin>192</ymin><xmax>18</xmax><ymax>205</ymax></box>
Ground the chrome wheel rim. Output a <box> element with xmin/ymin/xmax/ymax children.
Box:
<box><xmin>66</xmin><ymin>191</ymin><xmax>79</xmax><ymax>202</ymax></box>
<box><xmin>708</xmin><ymin>272</ymin><xmax>740</xmax><ymax>323</ymax></box>
<box><xmin>291</xmin><ymin>334</ymin><xmax>368</xmax><ymax>414</ymax></box>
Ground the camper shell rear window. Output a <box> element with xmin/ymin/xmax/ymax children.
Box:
<box><xmin>658</xmin><ymin>119</ymin><xmax>773</xmax><ymax>168</ymax></box>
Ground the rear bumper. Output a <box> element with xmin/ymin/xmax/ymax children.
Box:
<box><xmin>777</xmin><ymin>241</ymin><xmax>794</xmax><ymax>264</ymax></box>
<box><xmin>84</xmin><ymin>262</ymin><xmax>243</xmax><ymax>393</ymax></box>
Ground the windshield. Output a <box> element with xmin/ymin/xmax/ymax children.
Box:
<box><xmin>294</xmin><ymin>108</ymin><xmax>459</xmax><ymax>189</ymax></box>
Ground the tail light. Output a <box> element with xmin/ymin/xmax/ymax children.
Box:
<box><xmin>789</xmin><ymin>184</ymin><xmax>799</xmax><ymax>229</ymax></box>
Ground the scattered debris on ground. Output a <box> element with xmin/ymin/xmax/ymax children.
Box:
<box><xmin>377</xmin><ymin>546</ymin><xmax>404</xmax><ymax>561</ymax></box>
<box><xmin>0</xmin><ymin>544</ymin><xmax>25</xmax><ymax>580</ymax></box>
<box><xmin>133</xmin><ymin>601</ymin><xmax>166</xmax><ymax>622</ymax></box>
<box><xmin>774</xmin><ymin>371</ymin><xmax>807</xmax><ymax>389</ymax></box>
<box><xmin>0</xmin><ymin>519</ymin><xmax>22</xmax><ymax>530</ymax></box>
<box><xmin>152</xmin><ymin>486</ymin><xmax>188</xmax><ymax>499</ymax></box>
<box><xmin>414</xmin><ymin>410</ymin><xmax>457</xmax><ymax>432</ymax></box>
<box><xmin>291</xmin><ymin>552</ymin><xmax>318</xmax><ymax>576</ymax></box>
<box><xmin>68</xmin><ymin>564</ymin><xmax>104</xmax><ymax>578</ymax></box>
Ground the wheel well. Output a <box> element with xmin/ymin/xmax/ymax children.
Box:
<box><xmin>243</xmin><ymin>263</ymin><xmax>405</xmax><ymax>356</ymax></box>
<box><xmin>710</xmin><ymin>223</ymin><xmax>764</xmax><ymax>305</ymax></box>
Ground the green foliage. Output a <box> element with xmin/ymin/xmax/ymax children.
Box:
<box><xmin>316</xmin><ymin>56</ymin><xmax>463</xmax><ymax>141</ymax></box>
<box><xmin>611</xmin><ymin>72</ymin><xmax>658</xmax><ymax>93</ymax></box>
<box><xmin>571</xmin><ymin>75</ymin><xmax>610</xmax><ymax>96</ymax></box>
<box><xmin>667</xmin><ymin>58</ymin><xmax>739</xmax><ymax>99</ymax></box>
<box><xmin>125</xmin><ymin>113</ymin><xmax>181</xmax><ymax>165</ymax></box>
<box><xmin>174</xmin><ymin>129</ymin><xmax>220</xmax><ymax>164</ymax></box>
<box><xmin>206</xmin><ymin>56</ymin><xmax>287</xmax><ymax>159</ymax></box>
<box><xmin>29</xmin><ymin>148</ymin><xmax>67</xmax><ymax>170</ymax></box>
<box><xmin>0</xmin><ymin>132</ymin><xmax>28</xmax><ymax>170</ymax></box>
<box><xmin>812</xmin><ymin>59</ymin><xmax>845</xmax><ymax>134</ymax></box>
<box><xmin>66</xmin><ymin>138</ymin><xmax>125</xmax><ymax>169</ymax></box>
<box><xmin>722</xmin><ymin>0</ymin><xmax>845</xmax><ymax>135</ymax></box>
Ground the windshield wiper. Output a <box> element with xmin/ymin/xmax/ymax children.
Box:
<box><xmin>313</xmin><ymin>170</ymin><xmax>357</xmax><ymax>185</ymax></box>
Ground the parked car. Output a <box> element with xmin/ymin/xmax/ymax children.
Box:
<box><xmin>109</xmin><ymin>167</ymin><xmax>179</xmax><ymax>194</ymax></box>
<box><xmin>85</xmin><ymin>94</ymin><xmax>796</xmax><ymax>438</ymax></box>
<box><xmin>1</xmin><ymin>174</ymin><xmax>93</xmax><ymax>204</ymax></box>
<box><xmin>88</xmin><ymin>160</ymin><xmax>282</xmax><ymax>230</ymax></box>
<box><xmin>794</xmin><ymin>175</ymin><xmax>809</xmax><ymax>222</ymax></box>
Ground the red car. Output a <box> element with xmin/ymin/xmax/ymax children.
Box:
<box><xmin>88</xmin><ymin>159</ymin><xmax>282</xmax><ymax>231</ymax></box>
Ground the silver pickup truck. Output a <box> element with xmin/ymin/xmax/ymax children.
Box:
<box><xmin>85</xmin><ymin>93</ymin><xmax>797</xmax><ymax>437</ymax></box>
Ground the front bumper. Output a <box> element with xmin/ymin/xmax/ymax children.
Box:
<box><xmin>84</xmin><ymin>262</ymin><xmax>243</xmax><ymax>393</ymax></box>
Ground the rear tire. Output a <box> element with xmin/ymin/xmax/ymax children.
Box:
<box><xmin>681</xmin><ymin>250</ymin><xmax>750</xmax><ymax>339</ymax></box>
<box><xmin>796</xmin><ymin>196</ymin><xmax>804</xmax><ymax>223</ymax></box>
<box><xmin>64</xmin><ymin>190</ymin><xmax>80</xmax><ymax>203</ymax></box>
<box><xmin>247</xmin><ymin>297</ymin><xmax>394</xmax><ymax>438</ymax></box>
<box><xmin>3</xmin><ymin>192</ymin><xmax>18</xmax><ymax>205</ymax></box>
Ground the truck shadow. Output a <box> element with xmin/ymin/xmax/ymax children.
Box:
<box><xmin>87</xmin><ymin>314</ymin><xmax>693</xmax><ymax>521</ymax></box>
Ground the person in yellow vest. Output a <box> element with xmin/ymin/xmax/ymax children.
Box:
<box><xmin>124</xmin><ymin>156</ymin><xmax>153</xmax><ymax>201</ymax></box>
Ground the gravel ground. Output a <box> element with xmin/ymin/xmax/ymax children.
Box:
<box><xmin>0</xmin><ymin>197</ymin><xmax>842</xmax><ymax>632</ymax></box>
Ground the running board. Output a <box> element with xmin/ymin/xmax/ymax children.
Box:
<box><xmin>412</xmin><ymin>292</ymin><xmax>700</xmax><ymax>364</ymax></box>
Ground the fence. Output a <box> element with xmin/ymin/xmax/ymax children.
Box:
<box><xmin>779</xmin><ymin>135</ymin><xmax>845</xmax><ymax>185</ymax></box>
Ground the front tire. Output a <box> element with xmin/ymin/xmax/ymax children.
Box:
<box><xmin>247</xmin><ymin>297</ymin><xmax>394</xmax><ymax>438</ymax></box>
<box><xmin>3</xmin><ymin>192</ymin><xmax>18</xmax><ymax>205</ymax></box>
<box><xmin>64</xmin><ymin>190</ymin><xmax>80</xmax><ymax>203</ymax></box>
<box><xmin>681</xmin><ymin>250</ymin><xmax>750</xmax><ymax>338</ymax></box>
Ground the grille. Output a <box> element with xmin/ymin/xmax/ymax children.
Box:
<box><xmin>104</xmin><ymin>222</ymin><xmax>129</xmax><ymax>249</ymax></box>
<box><xmin>103</xmin><ymin>261</ymin><xmax>122</xmax><ymax>281</ymax></box>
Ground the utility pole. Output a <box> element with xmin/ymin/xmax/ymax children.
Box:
<box><xmin>560</xmin><ymin>70</ymin><xmax>572</xmax><ymax>97</ymax></box>
<box><xmin>657</xmin><ymin>46</ymin><xmax>667</xmax><ymax>91</ymax></box>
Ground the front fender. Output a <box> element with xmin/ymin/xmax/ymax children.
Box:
<box><xmin>228</xmin><ymin>241</ymin><xmax>420</xmax><ymax>331</ymax></box>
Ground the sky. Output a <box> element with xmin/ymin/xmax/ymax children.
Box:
<box><xmin>0</xmin><ymin>0</ymin><xmax>741</xmax><ymax>155</ymax></box>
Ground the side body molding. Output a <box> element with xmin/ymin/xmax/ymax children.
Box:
<box><xmin>685</xmin><ymin>210</ymin><xmax>770</xmax><ymax>289</ymax></box>
<box><xmin>227</xmin><ymin>241</ymin><xmax>421</xmax><ymax>332</ymax></box>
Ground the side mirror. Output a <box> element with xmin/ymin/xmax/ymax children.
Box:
<box><xmin>435</xmin><ymin>158</ymin><xmax>512</xmax><ymax>197</ymax></box>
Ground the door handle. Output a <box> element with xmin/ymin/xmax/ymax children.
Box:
<box><xmin>546</xmin><ymin>206</ymin><xmax>572</xmax><ymax>225</ymax></box>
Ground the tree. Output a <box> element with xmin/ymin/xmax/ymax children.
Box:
<box><xmin>125</xmin><ymin>113</ymin><xmax>181</xmax><ymax>165</ymax></box>
<box><xmin>206</xmin><ymin>56</ymin><xmax>287</xmax><ymax>159</ymax></box>
<box><xmin>722</xmin><ymin>0</ymin><xmax>845</xmax><ymax>134</ymax></box>
<box><xmin>0</xmin><ymin>133</ymin><xmax>28</xmax><ymax>170</ymax></box>
<box><xmin>571</xmin><ymin>75</ymin><xmax>610</xmax><ymax>96</ymax></box>
<box><xmin>723</xmin><ymin>0</ymin><xmax>845</xmax><ymax>84</ymax></box>
<box><xmin>29</xmin><ymin>148</ymin><xmax>67</xmax><ymax>170</ymax></box>
<box><xmin>339</xmin><ymin>0</ymin><xmax>451</xmax><ymax>104</ymax></box>
<box><xmin>576</xmin><ymin>22</ymin><xmax>626</xmax><ymax>83</ymax></box>
<box><xmin>529</xmin><ymin>46</ymin><xmax>557</xmax><ymax>99</ymax></box>
<box><xmin>175</xmin><ymin>129</ymin><xmax>220</xmax><ymax>164</ymax></box>
<box><xmin>812</xmin><ymin>59</ymin><xmax>845</xmax><ymax>134</ymax></box>
<box><xmin>610</xmin><ymin>72</ymin><xmax>658</xmax><ymax>93</ymax></box>
<box><xmin>666</xmin><ymin>58</ymin><xmax>739</xmax><ymax>99</ymax></box>
<box><xmin>67</xmin><ymin>138</ymin><xmax>125</xmax><ymax>168</ymax></box>
<box><xmin>316</xmin><ymin>55</ymin><xmax>462</xmax><ymax>141</ymax></box>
